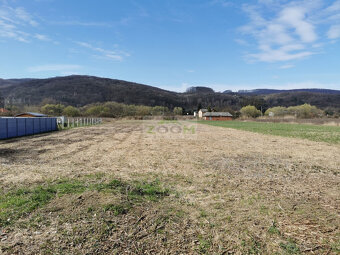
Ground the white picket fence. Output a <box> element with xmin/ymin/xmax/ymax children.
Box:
<box><xmin>57</xmin><ymin>117</ymin><xmax>102</xmax><ymax>129</ymax></box>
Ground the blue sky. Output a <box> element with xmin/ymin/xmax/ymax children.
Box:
<box><xmin>1</xmin><ymin>0</ymin><xmax>340</xmax><ymax>92</ymax></box>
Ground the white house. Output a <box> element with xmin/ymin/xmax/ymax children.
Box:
<box><xmin>198</xmin><ymin>109</ymin><xmax>208</xmax><ymax>118</ymax></box>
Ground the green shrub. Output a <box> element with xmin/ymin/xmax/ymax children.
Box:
<box><xmin>265</xmin><ymin>104</ymin><xmax>324</xmax><ymax>118</ymax></box>
<box><xmin>240</xmin><ymin>105</ymin><xmax>262</xmax><ymax>118</ymax></box>
<box><xmin>41</xmin><ymin>104</ymin><xmax>65</xmax><ymax>116</ymax></box>
<box><xmin>265</xmin><ymin>106</ymin><xmax>288</xmax><ymax>116</ymax></box>
<box><xmin>173</xmin><ymin>107</ymin><xmax>183</xmax><ymax>115</ymax></box>
<box><xmin>287</xmin><ymin>104</ymin><xmax>323</xmax><ymax>118</ymax></box>
<box><xmin>62</xmin><ymin>106</ymin><xmax>80</xmax><ymax>117</ymax></box>
<box><xmin>151</xmin><ymin>106</ymin><xmax>169</xmax><ymax>116</ymax></box>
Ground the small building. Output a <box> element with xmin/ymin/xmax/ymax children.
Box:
<box><xmin>0</xmin><ymin>108</ymin><xmax>9</xmax><ymax>113</ymax></box>
<box><xmin>198</xmin><ymin>109</ymin><xmax>208</xmax><ymax>118</ymax></box>
<box><xmin>16</xmin><ymin>112</ymin><xmax>48</xmax><ymax>118</ymax></box>
<box><xmin>203</xmin><ymin>112</ymin><xmax>233</xmax><ymax>121</ymax></box>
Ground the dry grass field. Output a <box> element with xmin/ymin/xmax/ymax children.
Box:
<box><xmin>0</xmin><ymin>120</ymin><xmax>339</xmax><ymax>254</ymax></box>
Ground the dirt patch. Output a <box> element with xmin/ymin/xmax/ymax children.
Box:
<box><xmin>0</xmin><ymin>148</ymin><xmax>25</xmax><ymax>156</ymax></box>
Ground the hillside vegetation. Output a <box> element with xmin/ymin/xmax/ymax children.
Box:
<box><xmin>38</xmin><ymin>102</ymin><xmax>182</xmax><ymax>118</ymax></box>
<box><xmin>1</xmin><ymin>75</ymin><xmax>340</xmax><ymax>114</ymax></box>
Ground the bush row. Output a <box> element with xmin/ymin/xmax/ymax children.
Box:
<box><xmin>40</xmin><ymin>102</ymin><xmax>183</xmax><ymax>117</ymax></box>
<box><xmin>239</xmin><ymin>104</ymin><xmax>324</xmax><ymax>119</ymax></box>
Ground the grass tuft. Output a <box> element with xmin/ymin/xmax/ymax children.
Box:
<box><xmin>103</xmin><ymin>203</ymin><xmax>130</xmax><ymax>215</ymax></box>
<box><xmin>0</xmin><ymin>177</ymin><xmax>170</xmax><ymax>227</ymax></box>
<box><xmin>129</xmin><ymin>180</ymin><xmax>170</xmax><ymax>201</ymax></box>
<box><xmin>197</xmin><ymin>236</ymin><xmax>211</xmax><ymax>254</ymax></box>
<box><xmin>279</xmin><ymin>240</ymin><xmax>300</xmax><ymax>254</ymax></box>
<box><xmin>268</xmin><ymin>220</ymin><xmax>280</xmax><ymax>235</ymax></box>
<box><xmin>0</xmin><ymin>186</ymin><xmax>56</xmax><ymax>226</ymax></box>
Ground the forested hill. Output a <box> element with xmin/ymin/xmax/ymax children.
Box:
<box><xmin>0</xmin><ymin>78</ymin><xmax>34</xmax><ymax>88</ymax></box>
<box><xmin>0</xmin><ymin>75</ymin><xmax>339</xmax><ymax>111</ymax></box>
<box><xmin>0</xmin><ymin>75</ymin><xmax>180</xmax><ymax>108</ymax></box>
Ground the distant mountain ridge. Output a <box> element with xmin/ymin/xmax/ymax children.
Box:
<box><xmin>233</xmin><ymin>88</ymin><xmax>340</xmax><ymax>95</ymax></box>
<box><xmin>0</xmin><ymin>75</ymin><xmax>339</xmax><ymax>111</ymax></box>
<box><xmin>0</xmin><ymin>78</ymin><xmax>34</xmax><ymax>88</ymax></box>
<box><xmin>0</xmin><ymin>75</ymin><xmax>180</xmax><ymax>107</ymax></box>
<box><xmin>1</xmin><ymin>76</ymin><xmax>339</xmax><ymax>95</ymax></box>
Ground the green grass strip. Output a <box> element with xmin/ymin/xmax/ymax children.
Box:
<box><xmin>197</xmin><ymin>120</ymin><xmax>340</xmax><ymax>144</ymax></box>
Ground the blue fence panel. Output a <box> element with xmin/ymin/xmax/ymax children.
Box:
<box><xmin>0</xmin><ymin>117</ymin><xmax>58</xmax><ymax>140</ymax></box>
<box><xmin>46</xmin><ymin>118</ymin><xmax>52</xmax><ymax>131</ymax></box>
<box><xmin>0</xmin><ymin>118</ymin><xmax>7</xmax><ymax>139</ymax></box>
<box><xmin>17</xmin><ymin>118</ymin><xmax>26</xmax><ymax>136</ymax></box>
<box><xmin>7</xmin><ymin>118</ymin><xmax>17</xmax><ymax>138</ymax></box>
<box><xmin>40</xmin><ymin>118</ymin><xmax>47</xmax><ymax>133</ymax></box>
<box><xmin>52</xmin><ymin>118</ymin><xmax>57</xmax><ymax>130</ymax></box>
<box><xmin>26</xmin><ymin>118</ymin><xmax>34</xmax><ymax>135</ymax></box>
<box><xmin>33</xmin><ymin>118</ymin><xmax>40</xmax><ymax>134</ymax></box>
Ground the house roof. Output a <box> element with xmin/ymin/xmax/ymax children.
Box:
<box><xmin>0</xmin><ymin>108</ymin><xmax>9</xmax><ymax>113</ymax></box>
<box><xmin>199</xmin><ymin>109</ymin><xmax>208</xmax><ymax>112</ymax></box>
<box><xmin>16</xmin><ymin>112</ymin><xmax>48</xmax><ymax>117</ymax></box>
<box><xmin>203</xmin><ymin>112</ymin><xmax>233</xmax><ymax>117</ymax></box>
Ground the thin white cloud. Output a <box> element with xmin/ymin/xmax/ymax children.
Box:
<box><xmin>210</xmin><ymin>0</ymin><xmax>233</xmax><ymax>8</ymax></box>
<box><xmin>278</xmin><ymin>7</ymin><xmax>317</xmax><ymax>43</ymax></box>
<box><xmin>76</xmin><ymin>41</ymin><xmax>130</xmax><ymax>61</ymax></box>
<box><xmin>325</xmin><ymin>0</ymin><xmax>340</xmax><ymax>13</ymax></box>
<box><xmin>52</xmin><ymin>20</ymin><xmax>112</xmax><ymax>27</ymax></box>
<box><xmin>34</xmin><ymin>33</ymin><xmax>50</xmax><ymax>41</ymax></box>
<box><xmin>50</xmin><ymin>15</ymin><xmax>132</xmax><ymax>28</ymax></box>
<box><xmin>258</xmin><ymin>0</ymin><xmax>275</xmax><ymax>5</ymax></box>
<box><xmin>60</xmin><ymin>71</ymin><xmax>79</xmax><ymax>76</ymax></box>
<box><xmin>14</xmin><ymin>7</ymin><xmax>38</xmax><ymax>26</ymax></box>
<box><xmin>0</xmin><ymin>3</ymin><xmax>58</xmax><ymax>44</ymax></box>
<box><xmin>327</xmin><ymin>24</ymin><xmax>340</xmax><ymax>39</ymax></box>
<box><xmin>279</xmin><ymin>64</ymin><xmax>295</xmax><ymax>69</ymax></box>
<box><xmin>234</xmin><ymin>38</ymin><xmax>249</xmax><ymax>46</ymax></box>
<box><xmin>249</xmin><ymin>43</ymin><xmax>314</xmax><ymax>62</ymax></box>
<box><xmin>0</xmin><ymin>3</ymin><xmax>38</xmax><ymax>42</ymax></box>
<box><xmin>28</xmin><ymin>64</ymin><xmax>82</xmax><ymax>73</ymax></box>
<box><xmin>239</xmin><ymin>0</ymin><xmax>339</xmax><ymax>63</ymax></box>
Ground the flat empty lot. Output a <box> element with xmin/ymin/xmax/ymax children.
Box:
<box><xmin>0</xmin><ymin>120</ymin><xmax>339</xmax><ymax>254</ymax></box>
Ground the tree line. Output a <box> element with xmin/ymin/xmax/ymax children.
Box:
<box><xmin>0</xmin><ymin>100</ymin><xmax>333</xmax><ymax>119</ymax></box>
<box><xmin>239</xmin><ymin>104</ymin><xmax>325</xmax><ymax>118</ymax></box>
<box><xmin>39</xmin><ymin>102</ymin><xmax>183</xmax><ymax>117</ymax></box>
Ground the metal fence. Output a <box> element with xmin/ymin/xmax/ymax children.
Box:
<box><xmin>58</xmin><ymin>117</ymin><xmax>102</xmax><ymax>129</ymax></box>
<box><xmin>0</xmin><ymin>117</ymin><xmax>58</xmax><ymax>140</ymax></box>
<box><xmin>0</xmin><ymin>117</ymin><xmax>102</xmax><ymax>140</ymax></box>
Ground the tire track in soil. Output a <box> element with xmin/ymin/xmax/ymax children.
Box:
<box><xmin>86</xmin><ymin>124</ymin><xmax>144</xmax><ymax>168</ymax></box>
<box><xmin>49</xmin><ymin>124</ymin><xmax>138</xmax><ymax>161</ymax></box>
